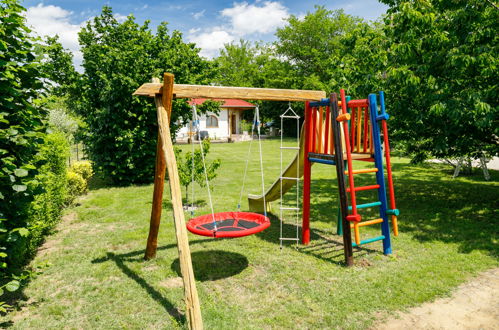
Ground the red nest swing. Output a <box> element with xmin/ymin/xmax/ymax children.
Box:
<box><xmin>185</xmin><ymin>103</ymin><xmax>270</xmax><ymax>239</ymax></box>
<box><xmin>187</xmin><ymin>212</ymin><xmax>270</xmax><ymax>238</ymax></box>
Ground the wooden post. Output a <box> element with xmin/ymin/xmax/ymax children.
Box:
<box><xmin>147</xmin><ymin>73</ymin><xmax>203</xmax><ymax>329</ymax></box>
<box><xmin>331</xmin><ymin>93</ymin><xmax>354</xmax><ymax>266</ymax></box>
<box><xmin>145</xmin><ymin>77</ymin><xmax>167</xmax><ymax>260</ymax></box>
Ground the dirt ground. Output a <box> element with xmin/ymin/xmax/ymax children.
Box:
<box><xmin>375</xmin><ymin>268</ymin><xmax>499</xmax><ymax>329</ymax></box>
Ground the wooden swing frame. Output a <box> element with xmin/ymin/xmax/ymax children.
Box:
<box><xmin>133</xmin><ymin>73</ymin><xmax>326</xmax><ymax>330</ymax></box>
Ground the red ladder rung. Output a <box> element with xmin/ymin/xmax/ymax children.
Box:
<box><xmin>346</xmin><ymin>184</ymin><xmax>380</xmax><ymax>192</ymax></box>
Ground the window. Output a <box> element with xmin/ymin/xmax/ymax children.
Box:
<box><xmin>206</xmin><ymin>115</ymin><xmax>218</xmax><ymax>128</ymax></box>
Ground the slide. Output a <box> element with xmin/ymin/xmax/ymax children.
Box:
<box><xmin>248</xmin><ymin>125</ymin><xmax>308</xmax><ymax>212</ymax></box>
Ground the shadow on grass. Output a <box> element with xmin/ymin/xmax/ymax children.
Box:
<box><xmin>256</xmin><ymin>211</ymin><xmax>378</xmax><ymax>266</ymax></box>
<box><xmin>257</xmin><ymin>161</ymin><xmax>498</xmax><ymax>262</ymax></box>
<box><xmin>390</xmin><ymin>163</ymin><xmax>498</xmax><ymax>256</ymax></box>
<box><xmin>93</xmin><ymin>252</ymin><xmax>186</xmax><ymax>325</ymax></box>
<box><xmin>87</xmin><ymin>175</ymin><xmax>114</xmax><ymax>190</ymax></box>
<box><xmin>171</xmin><ymin>250</ymin><xmax>248</xmax><ymax>281</ymax></box>
<box><xmin>91</xmin><ymin>238</ymin><xmax>245</xmax><ymax>325</ymax></box>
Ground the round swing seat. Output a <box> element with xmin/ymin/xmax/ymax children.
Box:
<box><xmin>187</xmin><ymin>212</ymin><xmax>270</xmax><ymax>238</ymax></box>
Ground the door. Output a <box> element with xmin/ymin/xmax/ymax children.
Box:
<box><xmin>231</xmin><ymin>113</ymin><xmax>237</xmax><ymax>134</ymax></box>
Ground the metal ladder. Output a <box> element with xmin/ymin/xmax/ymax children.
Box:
<box><xmin>279</xmin><ymin>105</ymin><xmax>300</xmax><ymax>248</ymax></box>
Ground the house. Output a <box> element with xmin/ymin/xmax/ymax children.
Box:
<box><xmin>176</xmin><ymin>98</ymin><xmax>256</xmax><ymax>142</ymax></box>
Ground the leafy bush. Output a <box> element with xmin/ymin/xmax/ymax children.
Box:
<box><xmin>1</xmin><ymin>0</ymin><xmax>46</xmax><ymax>277</ymax></box>
<box><xmin>66</xmin><ymin>161</ymin><xmax>94</xmax><ymax>204</ymax></box>
<box><xmin>66</xmin><ymin>171</ymin><xmax>86</xmax><ymax>204</ymax></box>
<box><xmin>70</xmin><ymin>161</ymin><xmax>93</xmax><ymax>181</ymax></box>
<box><xmin>8</xmin><ymin>133</ymin><xmax>70</xmax><ymax>270</ymax></box>
<box><xmin>239</xmin><ymin>120</ymin><xmax>252</xmax><ymax>133</ymax></box>
<box><xmin>0</xmin><ymin>1</ymin><xmax>76</xmax><ymax>306</ymax></box>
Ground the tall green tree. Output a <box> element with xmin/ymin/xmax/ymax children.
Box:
<box><xmin>336</xmin><ymin>22</ymin><xmax>387</xmax><ymax>99</ymax></box>
<box><xmin>214</xmin><ymin>40</ymin><xmax>300</xmax><ymax>130</ymax></box>
<box><xmin>275</xmin><ymin>6</ymin><xmax>363</xmax><ymax>91</ymax></box>
<box><xmin>77</xmin><ymin>6</ymin><xmax>214</xmax><ymax>184</ymax></box>
<box><xmin>215</xmin><ymin>40</ymin><xmax>259</xmax><ymax>87</ymax></box>
<box><xmin>380</xmin><ymin>0</ymin><xmax>499</xmax><ymax>161</ymax></box>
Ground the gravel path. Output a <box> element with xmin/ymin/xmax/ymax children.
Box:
<box><xmin>374</xmin><ymin>268</ymin><xmax>499</xmax><ymax>329</ymax></box>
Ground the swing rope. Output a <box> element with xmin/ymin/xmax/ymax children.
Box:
<box><xmin>190</xmin><ymin>107</ymin><xmax>196</xmax><ymax>217</ymax></box>
<box><xmin>188</xmin><ymin>102</ymin><xmax>268</xmax><ymax>237</ymax></box>
<box><xmin>238</xmin><ymin>106</ymin><xmax>266</xmax><ymax>217</ymax></box>
<box><xmin>237</xmin><ymin>109</ymin><xmax>257</xmax><ymax>211</ymax></box>
<box><xmin>191</xmin><ymin>104</ymin><xmax>217</xmax><ymax>231</ymax></box>
<box><xmin>256</xmin><ymin>107</ymin><xmax>267</xmax><ymax>218</ymax></box>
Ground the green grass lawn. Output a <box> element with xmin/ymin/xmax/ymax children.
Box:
<box><xmin>4</xmin><ymin>139</ymin><xmax>498</xmax><ymax>329</ymax></box>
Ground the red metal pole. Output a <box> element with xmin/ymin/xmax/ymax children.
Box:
<box><xmin>302</xmin><ymin>102</ymin><xmax>312</xmax><ymax>244</ymax></box>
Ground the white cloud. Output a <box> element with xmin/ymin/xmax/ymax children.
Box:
<box><xmin>114</xmin><ymin>13</ymin><xmax>127</xmax><ymax>22</ymax></box>
<box><xmin>192</xmin><ymin>9</ymin><xmax>205</xmax><ymax>20</ymax></box>
<box><xmin>188</xmin><ymin>1</ymin><xmax>289</xmax><ymax>58</ymax></box>
<box><xmin>221</xmin><ymin>1</ymin><xmax>289</xmax><ymax>35</ymax></box>
<box><xmin>188</xmin><ymin>28</ymin><xmax>235</xmax><ymax>58</ymax></box>
<box><xmin>25</xmin><ymin>4</ymin><xmax>84</xmax><ymax>69</ymax></box>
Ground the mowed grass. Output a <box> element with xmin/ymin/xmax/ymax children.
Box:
<box><xmin>4</xmin><ymin>139</ymin><xmax>498</xmax><ymax>329</ymax></box>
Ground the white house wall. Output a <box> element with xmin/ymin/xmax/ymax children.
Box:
<box><xmin>176</xmin><ymin>110</ymin><xmax>230</xmax><ymax>140</ymax></box>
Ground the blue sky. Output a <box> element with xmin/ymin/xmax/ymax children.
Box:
<box><xmin>22</xmin><ymin>0</ymin><xmax>388</xmax><ymax>66</ymax></box>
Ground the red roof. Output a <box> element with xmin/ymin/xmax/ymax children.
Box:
<box><xmin>188</xmin><ymin>98</ymin><xmax>255</xmax><ymax>109</ymax></box>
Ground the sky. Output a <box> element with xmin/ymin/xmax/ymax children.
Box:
<box><xmin>22</xmin><ymin>0</ymin><xmax>388</xmax><ymax>68</ymax></box>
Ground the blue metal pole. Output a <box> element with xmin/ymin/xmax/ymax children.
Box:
<box><xmin>368</xmin><ymin>94</ymin><xmax>392</xmax><ymax>255</ymax></box>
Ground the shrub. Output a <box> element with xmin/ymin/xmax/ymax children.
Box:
<box><xmin>239</xmin><ymin>120</ymin><xmax>252</xmax><ymax>133</ymax></box>
<box><xmin>66</xmin><ymin>171</ymin><xmax>86</xmax><ymax>204</ymax></box>
<box><xmin>1</xmin><ymin>0</ymin><xmax>47</xmax><ymax>282</ymax></box>
<box><xmin>70</xmin><ymin>161</ymin><xmax>93</xmax><ymax>181</ymax></box>
<box><xmin>8</xmin><ymin>132</ymin><xmax>69</xmax><ymax>271</ymax></box>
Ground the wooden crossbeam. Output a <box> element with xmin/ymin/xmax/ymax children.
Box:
<box><xmin>133</xmin><ymin>83</ymin><xmax>326</xmax><ymax>101</ymax></box>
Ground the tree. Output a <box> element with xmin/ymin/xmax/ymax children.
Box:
<box><xmin>214</xmin><ymin>40</ymin><xmax>305</xmax><ymax>133</ymax></box>
<box><xmin>176</xmin><ymin>139</ymin><xmax>221</xmax><ymax>201</ymax></box>
<box><xmin>76</xmin><ymin>6</ymin><xmax>214</xmax><ymax>184</ymax></box>
<box><xmin>38</xmin><ymin>36</ymin><xmax>80</xmax><ymax>98</ymax></box>
<box><xmin>335</xmin><ymin>22</ymin><xmax>387</xmax><ymax>99</ymax></box>
<box><xmin>214</xmin><ymin>40</ymin><xmax>259</xmax><ymax>87</ymax></box>
<box><xmin>275</xmin><ymin>6</ymin><xmax>363</xmax><ymax>91</ymax></box>
<box><xmin>380</xmin><ymin>0</ymin><xmax>499</xmax><ymax>161</ymax></box>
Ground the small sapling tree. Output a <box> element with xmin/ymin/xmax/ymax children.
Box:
<box><xmin>176</xmin><ymin>139</ymin><xmax>221</xmax><ymax>203</ymax></box>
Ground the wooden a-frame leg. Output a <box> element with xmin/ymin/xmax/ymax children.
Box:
<box><xmin>146</xmin><ymin>73</ymin><xmax>203</xmax><ymax>329</ymax></box>
<box><xmin>144</xmin><ymin>134</ymin><xmax>166</xmax><ymax>260</ymax></box>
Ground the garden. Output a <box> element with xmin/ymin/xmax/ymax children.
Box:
<box><xmin>1</xmin><ymin>0</ymin><xmax>497</xmax><ymax>328</ymax></box>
